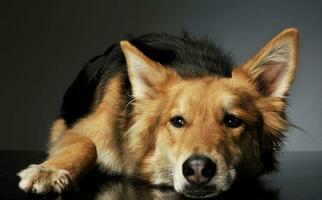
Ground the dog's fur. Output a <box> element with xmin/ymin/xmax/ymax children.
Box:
<box><xmin>18</xmin><ymin>28</ymin><xmax>299</xmax><ymax>198</ymax></box>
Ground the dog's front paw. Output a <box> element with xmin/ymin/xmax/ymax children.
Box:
<box><xmin>18</xmin><ymin>164</ymin><xmax>71</xmax><ymax>194</ymax></box>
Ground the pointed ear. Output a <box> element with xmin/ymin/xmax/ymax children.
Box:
<box><xmin>242</xmin><ymin>28</ymin><xmax>299</xmax><ymax>97</ymax></box>
<box><xmin>120</xmin><ymin>41</ymin><xmax>169</xmax><ymax>100</ymax></box>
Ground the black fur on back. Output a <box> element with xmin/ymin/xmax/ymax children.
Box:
<box><xmin>60</xmin><ymin>33</ymin><xmax>234</xmax><ymax>127</ymax></box>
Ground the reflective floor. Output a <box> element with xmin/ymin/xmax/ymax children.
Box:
<box><xmin>1</xmin><ymin>151</ymin><xmax>321</xmax><ymax>200</ymax></box>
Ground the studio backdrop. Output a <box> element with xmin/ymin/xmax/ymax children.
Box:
<box><xmin>0</xmin><ymin>0</ymin><xmax>321</xmax><ymax>151</ymax></box>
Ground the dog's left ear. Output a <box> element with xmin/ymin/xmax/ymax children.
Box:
<box><xmin>241</xmin><ymin>28</ymin><xmax>299</xmax><ymax>97</ymax></box>
<box><xmin>120</xmin><ymin>41</ymin><xmax>170</xmax><ymax>100</ymax></box>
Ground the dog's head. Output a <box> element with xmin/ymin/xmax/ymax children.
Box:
<box><xmin>120</xmin><ymin>29</ymin><xmax>298</xmax><ymax>198</ymax></box>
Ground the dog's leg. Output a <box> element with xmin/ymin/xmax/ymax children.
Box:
<box><xmin>18</xmin><ymin>133</ymin><xmax>97</xmax><ymax>194</ymax></box>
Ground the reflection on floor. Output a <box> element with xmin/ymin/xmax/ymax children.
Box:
<box><xmin>25</xmin><ymin>169</ymin><xmax>279</xmax><ymax>200</ymax></box>
<box><xmin>3</xmin><ymin>151</ymin><xmax>321</xmax><ymax>199</ymax></box>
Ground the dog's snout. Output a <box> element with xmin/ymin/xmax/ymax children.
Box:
<box><xmin>182</xmin><ymin>155</ymin><xmax>216</xmax><ymax>185</ymax></box>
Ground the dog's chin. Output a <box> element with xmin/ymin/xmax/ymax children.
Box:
<box><xmin>181</xmin><ymin>185</ymin><xmax>220</xmax><ymax>198</ymax></box>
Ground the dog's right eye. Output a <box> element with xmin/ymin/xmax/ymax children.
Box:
<box><xmin>170</xmin><ymin>116</ymin><xmax>186</xmax><ymax>128</ymax></box>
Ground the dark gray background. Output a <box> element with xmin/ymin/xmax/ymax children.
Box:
<box><xmin>0</xmin><ymin>0</ymin><xmax>321</xmax><ymax>151</ymax></box>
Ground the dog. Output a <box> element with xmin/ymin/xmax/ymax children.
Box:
<box><xmin>18</xmin><ymin>28</ymin><xmax>298</xmax><ymax>198</ymax></box>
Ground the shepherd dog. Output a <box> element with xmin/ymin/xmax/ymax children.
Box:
<box><xmin>18</xmin><ymin>28</ymin><xmax>299</xmax><ymax>198</ymax></box>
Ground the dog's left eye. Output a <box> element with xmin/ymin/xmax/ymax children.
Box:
<box><xmin>223</xmin><ymin>114</ymin><xmax>242</xmax><ymax>128</ymax></box>
<box><xmin>170</xmin><ymin>116</ymin><xmax>186</xmax><ymax>128</ymax></box>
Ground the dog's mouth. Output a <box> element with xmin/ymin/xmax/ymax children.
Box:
<box><xmin>182</xmin><ymin>185</ymin><xmax>219</xmax><ymax>198</ymax></box>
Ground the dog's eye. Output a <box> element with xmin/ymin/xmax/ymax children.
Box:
<box><xmin>223</xmin><ymin>114</ymin><xmax>242</xmax><ymax>128</ymax></box>
<box><xmin>170</xmin><ymin>116</ymin><xmax>186</xmax><ymax>128</ymax></box>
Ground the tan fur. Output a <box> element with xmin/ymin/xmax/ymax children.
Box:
<box><xmin>68</xmin><ymin>74</ymin><xmax>126</xmax><ymax>174</ymax></box>
<box><xmin>18</xmin><ymin>28</ymin><xmax>299</xmax><ymax>197</ymax></box>
<box><xmin>49</xmin><ymin>118</ymin><xmax>67</xmax><ymax>143</ymax></box>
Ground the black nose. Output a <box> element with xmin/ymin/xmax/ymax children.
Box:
<box><xmin>182</xmin><ymin>155</ymin><xmax>216</xmax><ymax>185</ymax></box>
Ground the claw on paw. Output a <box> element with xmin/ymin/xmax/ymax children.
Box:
<box><xmin>18</xmin><ymin>164</ymin><xmax>71</xmax><ymax>194</ymax></box>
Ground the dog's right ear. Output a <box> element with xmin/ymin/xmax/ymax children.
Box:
<box><xmin>120</xmin><ymin>41</ymin><xmax>170</xmax><ymax>100</ymax></box>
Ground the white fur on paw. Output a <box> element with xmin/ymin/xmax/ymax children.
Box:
<box><xmin>18</xmin><ymin>164</ymin><xmax>71</xmax><ymax>194</ymax></box>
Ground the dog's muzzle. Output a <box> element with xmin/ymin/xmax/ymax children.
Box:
<box><xmin>181</xmin><ymin>155</ymin><xmax>218</xmax><ymax>197</ymax></box>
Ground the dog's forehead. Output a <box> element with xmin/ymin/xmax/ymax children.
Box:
<box><xmin>170</xmin><ymin>77</ymin><xmax>239</xmax><ymax>111</ymax></box>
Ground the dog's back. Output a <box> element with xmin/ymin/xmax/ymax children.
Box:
<box><xmin>61</xmin><ymin>33</ymin><xmax>233</xmax><ymax>128</ymax></box>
